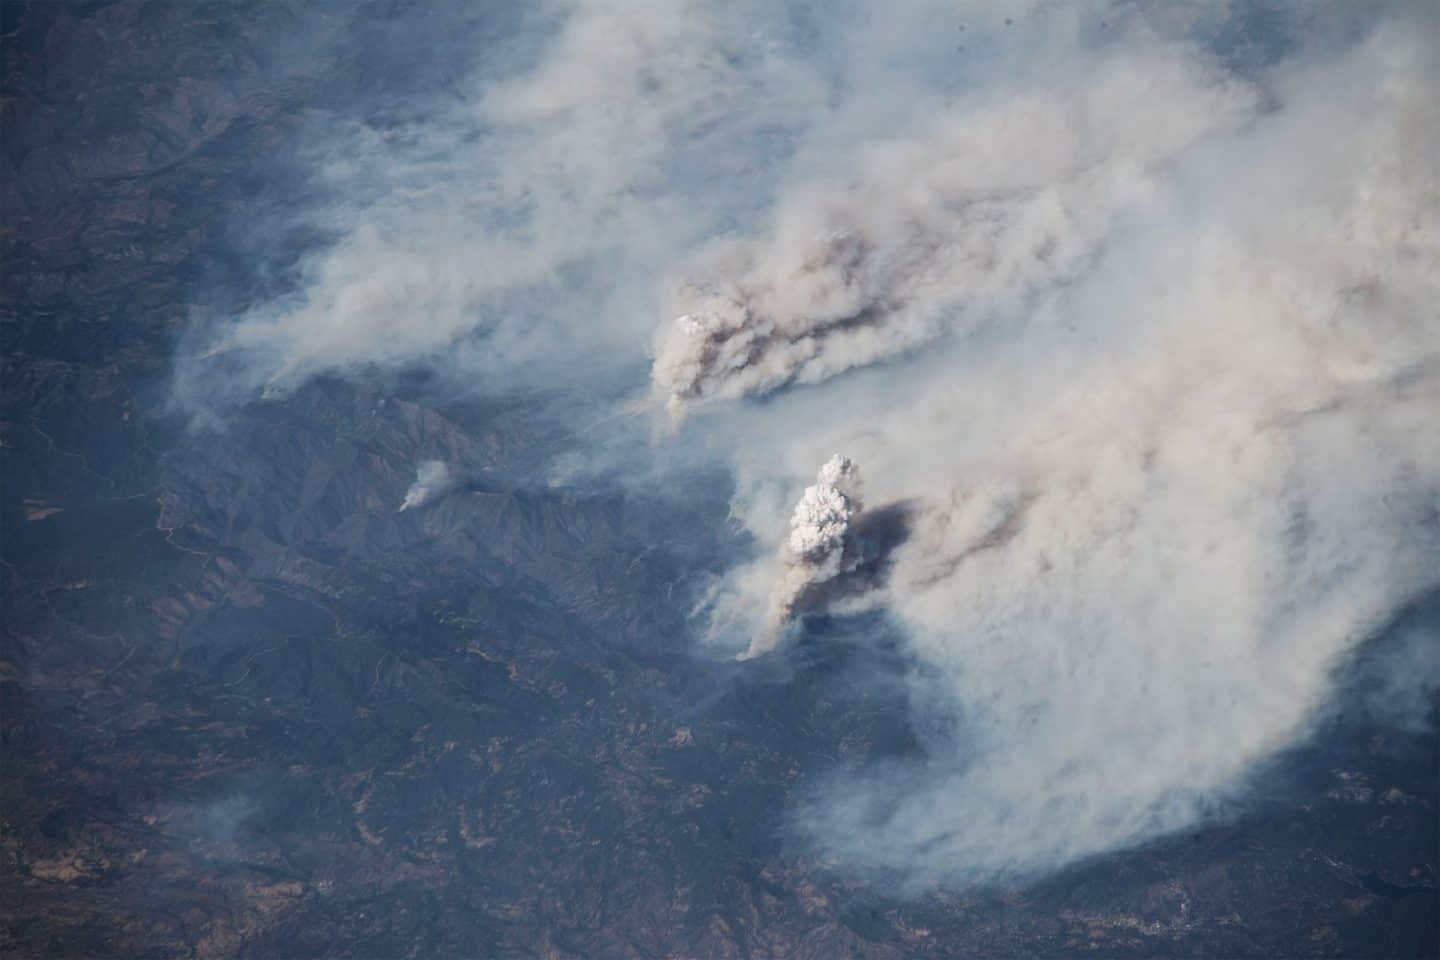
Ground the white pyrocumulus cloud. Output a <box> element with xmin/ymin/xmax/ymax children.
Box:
<box><xmin>399</xmin><ymin>460</ymin><xmax>453</xmax><ymax>513</ymax></box>
<box><xmin>741</xmin><ymin>454</ymin><xmax>862</xmax><ymax>659</ymax></box>
<box><xmin>787</xmin><ymin>455</ymin><xmax>859</xmax><ymax>567</ymax></box>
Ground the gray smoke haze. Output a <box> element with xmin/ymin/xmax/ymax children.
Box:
<box><xmin>178</xmin><ymin>0</ymin><xmax>829</xmax><ymax>410</ymax></box>
<box><xmin>181</xmin><ymin>0</ymin><xmax>1440</xmax><ymax>891</ymax></box>
<box><xmin>398</xmin><ymin>460</ymin><xmax>453</xmax><ymax>512</ymax></box>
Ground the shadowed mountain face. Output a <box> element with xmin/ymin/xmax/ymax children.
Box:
<box><xmin>1</xmin><ymin>3</ymin><xmax>1435</xmax><ymax>958</ymax></box>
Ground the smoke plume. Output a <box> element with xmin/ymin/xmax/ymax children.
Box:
<box><xmin>694</xmin><ymin>3</ymin><xmax>1440</xmax><ymax>886</ymax></box>
<box><xmin>398</xmin><ymin>460</ymin><xmax>453</xmax><ymax>513</ymax></box>
<box><xmin>177</xmin><ymin>0</ymin><xmax>828</xmax><ymax>412</ymax></box>
<box><xmin>742</xmin><ymin>454</ymin><xmax>862</xmax><ymax>658</ymax></box>
<box><xmin>651</xmin><ymin>43</ymin><xmax>1255</xmax><ymax>420</ymax></box>
<box><xmin>181</xmin><ymin>0</ymin><xmax>1440</xmax><ymax>891</ymax></box>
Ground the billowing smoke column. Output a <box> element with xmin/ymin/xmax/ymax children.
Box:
<box><xmin>398</xmin><ymin>460</ymin><xmax>453</xmax><ymax>512</ymax></box>
<box><xmin>745</xmin><ymin>455</ymin><xmax>862</xmax><ymax>658</ymax></box>
<box><xmin>787</xmin><ymin>454</ymin><xmax>860</xmax><ymax>577</ymax></box>
<box><xmin>651</xmin><ymin>48</ymin><xmax>1256</xmax><ymax>422</ymax></box>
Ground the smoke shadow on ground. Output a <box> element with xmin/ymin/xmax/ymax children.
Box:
<box><xmin>789</xmin><ymin>499</ymin><xmax>918</xmax><ymax>619</ymax></box>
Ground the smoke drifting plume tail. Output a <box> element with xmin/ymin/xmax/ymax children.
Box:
<box><xmin>651</xmin><ymin>44</ymin><xmax>1258</xmax><ymax>421</ymax></box>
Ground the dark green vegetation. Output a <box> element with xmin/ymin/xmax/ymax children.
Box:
<box><xmin>2</xmin><ymin>2</ymin><xmax>1435</xmax><ymax>957</ymax></box>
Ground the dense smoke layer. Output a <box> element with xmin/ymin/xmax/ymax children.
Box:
<box><xmin>398</xmin><ymin>460</ymin><xmax>453</xmax><ymax>512</ymax></box>
<box><xmin>685</xmin><ymin>3</ymin><xmax>1440</xmax><ymax>885</ymax></box>
<box><xmin>187</xmin><ymin>0</ymin><xmax>1440</xmax><ymax>890</ymax></box>
<box><xmin>772</xmin><ymin>14</ymin><xmax>1438</xmax><ymax>884</ymax></box>
<box><xmin>651</xmin><ymin>48</ymin><xmax>1255</xmax><ymax>420</ymax></box>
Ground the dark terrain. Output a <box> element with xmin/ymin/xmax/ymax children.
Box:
<box><xmin>2</xmin><ymin>2</ymin><xmax>1436</xmax><ymax>957</ymax></box>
